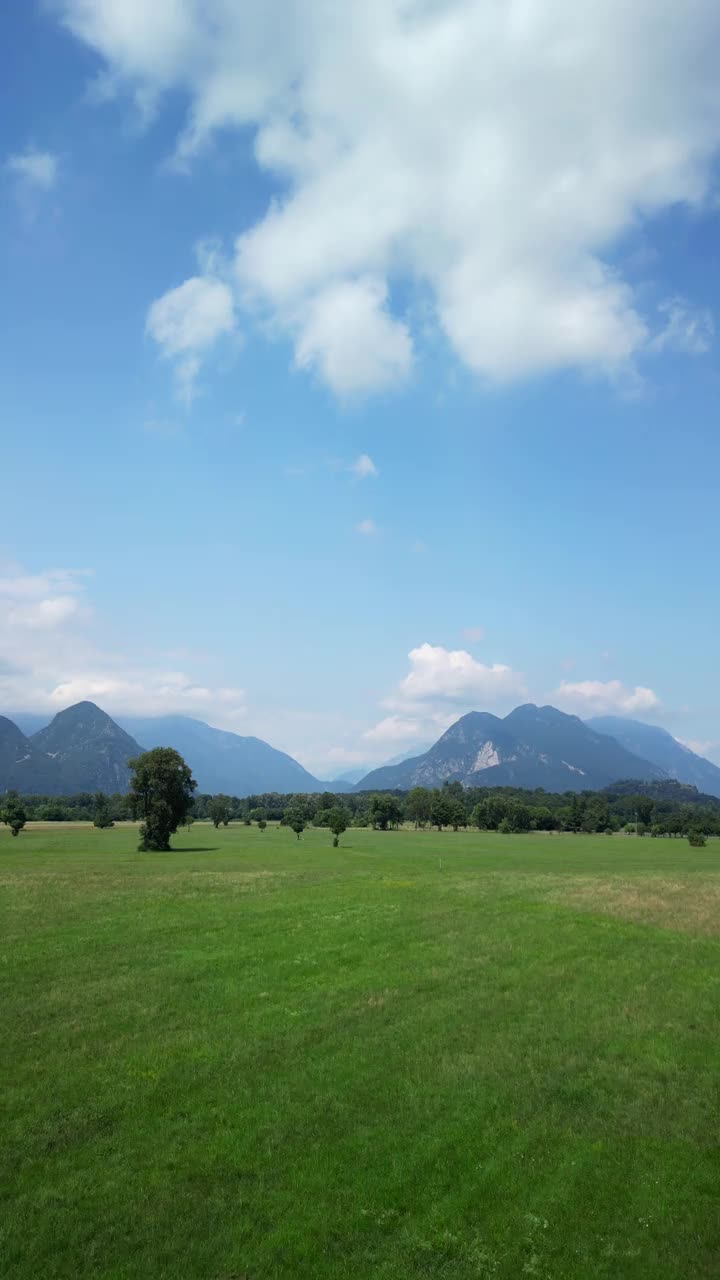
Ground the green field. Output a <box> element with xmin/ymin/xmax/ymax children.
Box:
<box><xmin>2</xmin><ymin>823</ymin><xmax>719</xmax><ymax>1279</ymax></box>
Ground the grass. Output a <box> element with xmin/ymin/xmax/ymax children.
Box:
<box><xmin>2</xmin><ymin>822</ymin><xmax>720</xmax><ymax>1279</ymax></box>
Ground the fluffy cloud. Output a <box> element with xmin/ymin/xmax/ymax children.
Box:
<box><xmin>6</xmin><ymin>148</ymin><xmax>58</xmax><ymax>190</ymax></box>
<box><xmin>363</xmin><ymin>715</ymin><xmax>422</xmax><ymax>744</ymax></box>
<box><xmin>349</xmin><ymin>453</ymin><xmax>378</xmax><ymax>479</ymax></box>
<box><xmin>292</xmin><ymin>278</ymin><xmax>412</xmax><ymax>394</ymax></box>
<box><xmin>553</xmin><ymin>679</ymin><xmax>660</xmax><ymax>715</ymax></box>
<box><xmin>146</xmin><ymin>272</ymin><xmax>236</xmax><ymax>402</ymax></box>
<box><xmin>362</xmin><ymin>642</ymin><xmax>526</xmax><ymax>746</ymax></box>
<box><xmin>393</xmin><ymin>643</ymin><xmax>526</xmax><ymax>707</ymax></box>
<box><xmin>0</xmin><ymin>568</ymin><xmax>90</xmax><ymax>632</ymax></box>
<box><xmin>60</xmin><ymin>0</ymin><xmax>720</xmax><ymax>394</ymax></box>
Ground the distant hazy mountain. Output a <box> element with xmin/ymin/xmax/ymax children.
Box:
<box><xmin>118</xmin><ymin>714</ymin><xmax>324</xmax><ymax>797</ymax></box>
<box><xmin>32</xmin><ymin>702</ymin><xmax>143</xmax><ymax>793</ymax></box>
<box><xmin>328</xmin><ymin>767</ymin><xmax>368</xmax><ymax>786</ymax></box>
<box><xmin>587</xmin><ymin>716</ymin><xmax>720</xmax><ymax>799</ymax></box>
<box><xmin>358</xmin><ymin>704</ymin><xmax>667</xmax><ymax>792</ymax></box>
<box><xmin>0</xmin><ymin>716</ymin><xmax>65</xmax><ymax>794</ymax></box>
<box><xmin>332</xmin><ymin>744</ymin><xmax>434</xmax><ymax>788</ymax></box>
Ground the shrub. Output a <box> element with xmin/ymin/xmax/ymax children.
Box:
<box><xmin>688</xmin><ymin>831</ymin><xmax>707</xmax><ymax>847</ymax></box>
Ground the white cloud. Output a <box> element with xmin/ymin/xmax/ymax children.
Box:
<box><xmin>355</xmin><ymin>518</ymin><xmax>378</xmax><ymax>536</ymax></box>
<box><xmin>0</xmin><ymin>563</ymin><xmax>246</xmax><ymax>722</ymax></box>
<box><xmin>46</xmin><ymin>672</ymin><xmax>245</xmax><ymax>718</ymax></box>
<box><xmin>363</xmin><ymin>715</ymin><xmax>422</xmax><ymax>744</ymax></box>
<box><xmin>651</xmin><ymin>297</ymin><xmax>714</xmax><ymax>354</ymax></box>
<box><xmin>6</xmin><ymin>148</ymin><xmax>58</xmax><ymax>190</ymax></box>
<box><xmin>0</xmin><ymin>568</ymin><xmax>91</xmax><ymax>631</ymax></box>
<box><xmin>462</xmin><ymin>626</ymin><xmax>486</xmax><ymax>644</ymax></box>
<box><xmin>59</xmin><ymin>0</ymin><xmax>720</xmax><ymax>394</ymax></box>
<box><xmin>553</xmin><ymin>678</ymin><xmax>660</xmax><ymax>715</ymax></box>
<box><xmin>393</xmin><ymin>642</ymin><xmax>526</xmax><ymax>707</ymax></box>
<box><xmin>349</xmin><ymin>453</ymin><xmax>378</xmax><ymax>479</ymax></box>
<box><xmin>8</xmin><ymin>597</ymin><xmax>81</xmax><ymax>629</ymax></box>
<box><xmin>293</xmin><ymin>278</ymin><xmax>412</xmax><ymax>394</ymax></box>
<box><xmin>146</xmin><ymin>272</ymin><xmax>236</xmax><ymax>402</ymax></box>
<box><xmin>361</xmin><ymin>641</ymin><xmax>526</xmax><ymax>751</ymax></box>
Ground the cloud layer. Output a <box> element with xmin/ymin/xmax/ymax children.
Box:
<box><xmin>553</xmin><ymin>679</ymin><xmax>660</xmax><ymax>715</ymax></box>
<box><xmin>0</xmin><ymin>565</ymin><xmax>245</xmax><ymax>721</ymax></box>
<box><xmin>6</xmin><ymin>148</ymin><xmax>58</xmax><ymax>190</ymax></box>
<box><xmin>60</xmin><ymin>0</ymin><xmax>720</xmax><ymax>394</ymax></box>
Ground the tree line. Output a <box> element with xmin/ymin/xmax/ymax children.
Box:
<box><xmin>4</xmin><ymin>771</ymin><xmax>720</xmax><ymax>844</ymax></box>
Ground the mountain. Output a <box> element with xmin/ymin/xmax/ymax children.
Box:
<box><xmin>31</xmin><ymin>702</ymin><xmax>143</xmax><ymax>793</ymax></box>
<box><xmin>0</xmin><ymin>716</ymin><xmax>65</xmax><ymax>794</ymax></box>
<box><xmin>587</xmin><ymin>716</ymin><xmax>720</xmax><ymax>799</ymax></box>
<box><xmin>9</xmin><ymin>712</ymin><xmax>51</xmax><ymax>737</ymax></box>
<box><xmin>357</xmin><ymin>704</ymin><xmax>668</xmax><ymax>792</ymax></box>
<box><xmin>117</xmin><ymin>714</ymin><xmax>325</xmax><ymax>797</ymax></box>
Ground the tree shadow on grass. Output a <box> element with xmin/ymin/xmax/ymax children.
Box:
<box><xmin>170</xmin><ymin>846</ymin><xmax>221</xmax><ymax>853</ymax></box>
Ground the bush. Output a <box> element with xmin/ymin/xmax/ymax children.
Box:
<box><xmin>688</xmin><ymin>831</ymin><xmax>707</xmax><ymax>847</ymax></box>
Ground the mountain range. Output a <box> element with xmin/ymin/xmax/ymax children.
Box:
<box><xmin>358</xmin><ymin>705</ymin><xmax>671</xmax><ymax>793</ymax></box>
<box><xmin>0</xmin><ymin>703</ymin><xmax>351</xmax><ymax>797</ymax></box>
<box><xmin>2</xmin><ymin>700</ymin><xmax>719</xmax><ymax>799</ymax></box>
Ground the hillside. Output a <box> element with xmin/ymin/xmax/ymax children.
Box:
<box><xmin>118</xmin><ymin>714</ymin><xmax>326</xmax><ymax>797</ymax></box>
<box><xmin>587</xmin><ymin>716</ymin><xmax>720</xmax><ymax>799</ymax></box>
<box><xmin>31</xmin><ymin>703</ymin><xmax>143</xmax><ymax>794</ymax></box>
<box><xmin>358</xmin><ymin>704</ymin><xmax>667</xmax><ymax>792</ymax></box>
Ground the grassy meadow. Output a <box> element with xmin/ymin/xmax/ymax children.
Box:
<box><xmin>2</xmin><ymin>822</ymin><xmax>720</xmax><ymax>1278</ymax></box>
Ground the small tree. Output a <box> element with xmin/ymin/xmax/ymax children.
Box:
<box><xmin>327</xmin><ymin>805</ymin><xmax>350</xmax><ymax>847</ymax></box>
<box><xmin>285</xmin><ymin>804</ymin><xmax>306</xmax><ymax>840</ymax></box>
<box><xmin>688</xmin><ymin>830</ymin><xmax>707</xmax><ymax>847</ymax></box>
<box><xmin>128</xmin><ymin>748</ymin><xmax>196</xmax><ymax>852</ymax></box>
<box><xmin>258</xmin><ymin>818</ymin><xmax>267</xmax><ymax>833</ymax></box>
<box><xmin>92</xmin><ymin>792</ymin><xmax>114</xmax><ymax>829</ymax></box>
<box><xmin>208</xmin><ymin>795</ymin><xmax>232</xmax><ymax>829</ymax></box>
<box><xmin>249</xmin><ymin>808</ymin><xmax>265</xmax><ymax>825</ymax></box>
<box><xmin>3</xmin><ymin>795</ymin><xmax>26</xmax><ymax>837</ymax></box>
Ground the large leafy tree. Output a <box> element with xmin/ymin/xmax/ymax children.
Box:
<box><xmin>128</xmin><ymin>748</ymin><xmax>196</xmax><ymax>852</ymax></box>
<box><xmin>2</xmin><ymin>793</ymin><xmax>27</xmax><ymax>837</ymax></box>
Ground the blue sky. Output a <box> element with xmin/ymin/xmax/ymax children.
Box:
<box><xmin>2</xmin><ymin>0</ymin><xmax>720</xmax><ymax>775</ymax></box>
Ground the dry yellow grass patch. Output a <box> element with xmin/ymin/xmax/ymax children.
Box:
<box><xmin>549</xmin><ymin>875</ymin><xmax>720</xmax><ymax>936</ymax></box>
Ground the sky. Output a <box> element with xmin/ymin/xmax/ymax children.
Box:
<box><xmin>2</xmin><ymin>0</ymin><xmax>720</xmax><ymax>777</ymax></box>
